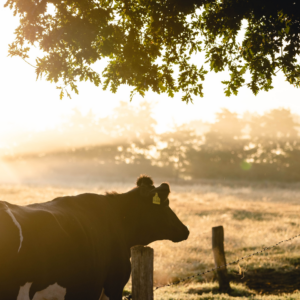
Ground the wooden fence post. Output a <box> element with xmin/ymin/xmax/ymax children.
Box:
<box><xmin>131</xmin><ymin>245</ymin><xmax>154</xmax><ymax>300</ymax></box>
<box><xmin>212</xmin><ymin>226</ymin><xmax>231</xmax><ymax>292</ymax></box>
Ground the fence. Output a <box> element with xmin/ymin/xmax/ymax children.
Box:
<box><xmin>124</xmin><ymin>226</ymin><xmax>300</xmax><ymax>300</ymax></box>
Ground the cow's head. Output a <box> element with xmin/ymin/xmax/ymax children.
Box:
<box><xmin>125</xmin><ymin>175</ymin><xmax>189</xmax><ymax>246</ymax></box>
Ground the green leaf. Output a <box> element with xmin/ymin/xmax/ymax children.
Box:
<box><xmin>59</xmin><ymin>89</ymin><xmax>64</xmax><ymax>100</ymax></box>
<box><xmin>285</xmin><ymin>26</ymin><xmax>290</xmax><ymax>34</ymax></box>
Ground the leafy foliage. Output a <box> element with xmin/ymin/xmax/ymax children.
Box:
<box><xmin>5</xmin><ymin>0</ymin><xmax>300</xmax><ymax>101</ymax></box>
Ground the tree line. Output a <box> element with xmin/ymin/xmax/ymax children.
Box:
<box><xmin>6</xmin><ymin>102</ymin><xmax>300</xmax><ymax>182</ymax></box>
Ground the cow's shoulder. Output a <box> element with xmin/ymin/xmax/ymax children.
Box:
<box><xmin>44</xmin><ymin>193</ymin><xmax>107</xmax><ymax>213</ymax></box>
<box><xmin>23</xmin><ymin>193</ymin><xmax>111</xmax><ymax>234</ymax></box>
<box><xmin>0</xmin><ymin>200</ymin><xmax>8</xmax><ymax>210</ymax></box>
<box><xmin>26</xmin><ymin>193</ymin><xmax>105</xmax><ymax>212</ymax></box>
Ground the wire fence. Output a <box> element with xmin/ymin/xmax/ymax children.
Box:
<box><xmin>123</xmin><ymin>232</ymin><xmax>300</xmax><ymax>299</ymax></box>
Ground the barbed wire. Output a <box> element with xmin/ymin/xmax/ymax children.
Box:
<box><xmin>123</xmin><ymin>232</ymin><xmax>300</xmax><ymax>299</ymax></box>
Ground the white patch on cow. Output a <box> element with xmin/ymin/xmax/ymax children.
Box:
<box><xmin>99</xmin><ymin>289</ymin><xmax>110</xmax><ymax>300</ymax></box>
<box><xmin>17</xmin><ymin>282</ymin><xmax>66</xmax><ymax>300</ymax></box>
<box><xmin>17</xmin><ymin>282</ymin><xmax>32</xmax><ymax>300</ymax></box>
<box><xmin>32</xmin><ymin>283</ymin><xmax>66</xmax><ymax>300</ymax></box>
<box><xmin>5</xmin><ymin>207</ymin><xmax>23</xmax><ymax>252</ymax></box>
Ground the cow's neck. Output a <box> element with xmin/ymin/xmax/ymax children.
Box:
<box><xmin>109</xmin><ymin>192</ymin><xmax>146</xmax><ymax>249</ymax></box>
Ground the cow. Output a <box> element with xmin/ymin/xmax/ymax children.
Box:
<box><xmin>0</xmin><ymin>175</ymin><xmax>189</xmax><ymax>300</ymax></box>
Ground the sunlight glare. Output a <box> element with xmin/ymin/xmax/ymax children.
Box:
<box><xmin>0</xmin><ymin>160</ymin><xmax>20</xmax><ymax>184</ymax></box>
<box><xmin>1</xmin><ymin>5</ymin><xmax>300</xmax><ymax>140</ymax></box>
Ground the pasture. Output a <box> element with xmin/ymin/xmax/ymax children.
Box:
<box><xmin>1</xmin><ymin>179</ymin><xmax>300</xmax><ymax>299</ymax></box>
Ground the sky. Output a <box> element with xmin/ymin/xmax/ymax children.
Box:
<box><xmin>1</xmin><ymin>4</ymin><xmax>299</xmax><ymax>141</ymax></box>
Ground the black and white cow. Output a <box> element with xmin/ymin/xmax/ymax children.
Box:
<box><xmin>0</xmin><ymin>175</ymin><xmax>189</xmax><ymax>300</ymax></box>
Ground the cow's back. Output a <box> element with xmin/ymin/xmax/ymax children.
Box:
<box><xmin>0</xmin><ymin>193</ymin><xmax>121</xmax><ymax>300</ymax></box>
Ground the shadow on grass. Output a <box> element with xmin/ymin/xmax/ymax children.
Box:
<box><xmin>230</xmin><ymin>265</ymin><xmax>300</xmax><ymax>295</ymax></box>
<box><xmin>196</xmin><ymin>209</ymin><xmax>278</xmax><ymax>221</ymax></box>
<box><xmin>232</xmin><ymin>210</ymin><xmax>278</xmax><ymax>221</ymax></box>
<box><xmin>188</xmin><ymin>286</ymin><xmax>255</xmax><ymax>297</ymax></box>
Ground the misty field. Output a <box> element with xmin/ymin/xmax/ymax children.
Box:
<box><xmin>1</xmin><ymin>179</ymin><xmax>300</xmax><ymax>299</ymax></box>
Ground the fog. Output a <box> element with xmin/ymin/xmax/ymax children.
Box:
<box><xmin>1</xmin><ymin>102</ymin><xmax>299</xmax><ymax>185</ymax></box>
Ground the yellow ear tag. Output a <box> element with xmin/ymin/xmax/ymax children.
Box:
<box><xmin>153</xmin><ymin>193</ymin><xmax>161</xmax><ymax>205</ymax></box>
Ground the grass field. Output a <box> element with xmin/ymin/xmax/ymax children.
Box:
<box><xmin>1</xmin><ymin>179</ymin><xmax>300</xmax><ymax>299</ymax></box>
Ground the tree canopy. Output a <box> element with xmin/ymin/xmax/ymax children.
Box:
<box><xmin>5</xmin><ymin>0</ymin><xmax>300</xmax><ymax>102</ymax></box>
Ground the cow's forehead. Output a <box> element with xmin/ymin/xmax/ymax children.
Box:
<box><xmin>126</xmin><ymin>184</ymin><xmax>169</xmax><ymax>204</ymax></box>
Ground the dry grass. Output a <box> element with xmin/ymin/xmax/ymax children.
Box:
<box><xmin>1</xmin><ymin>180</ymin><xmax>300</xmax><ymax>299</ymax></box>
<box><xmin>154</xmin><ymin>282</ymin><xmax>300</xmax><ymax>299</ymax></box>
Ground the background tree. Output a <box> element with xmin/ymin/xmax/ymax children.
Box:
<box><xmin>188</xmin><ymin>109</ymin><xmax>249</xmax><ymax>178</ymax></box>
<box><xmin>5</xmin><ymin>0</ymin><xmax>300</xmax><ymax>102</ymax></box>
<box><xmin>105</xmin><ymin>101</ymin><xmax>157</xmax><ymax>165</ymax></box>
<box><xmin>249</xmin><ymin>109</ymin><xmax>300</xmax><ymax>180</ymax></box>
<box><xmin>159</xmin><ymin>124</ymin><xmax>198</xmax><ymax>180</ymax></box>
<box><xmin>3</xmin><ymin>103</ymin><xmax>300</xmax><ymax>181</ymax></box>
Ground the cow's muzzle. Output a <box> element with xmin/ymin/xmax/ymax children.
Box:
<box><xmin>172</xmin><ymin>225</ymin><xmax>189</xmax><ymax>243</ymax></box>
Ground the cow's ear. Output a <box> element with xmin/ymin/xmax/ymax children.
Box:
<box><xmin>148</xmin><ymin>183</ymin><xmax>170</xmax><ymax>205</ymax></box>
